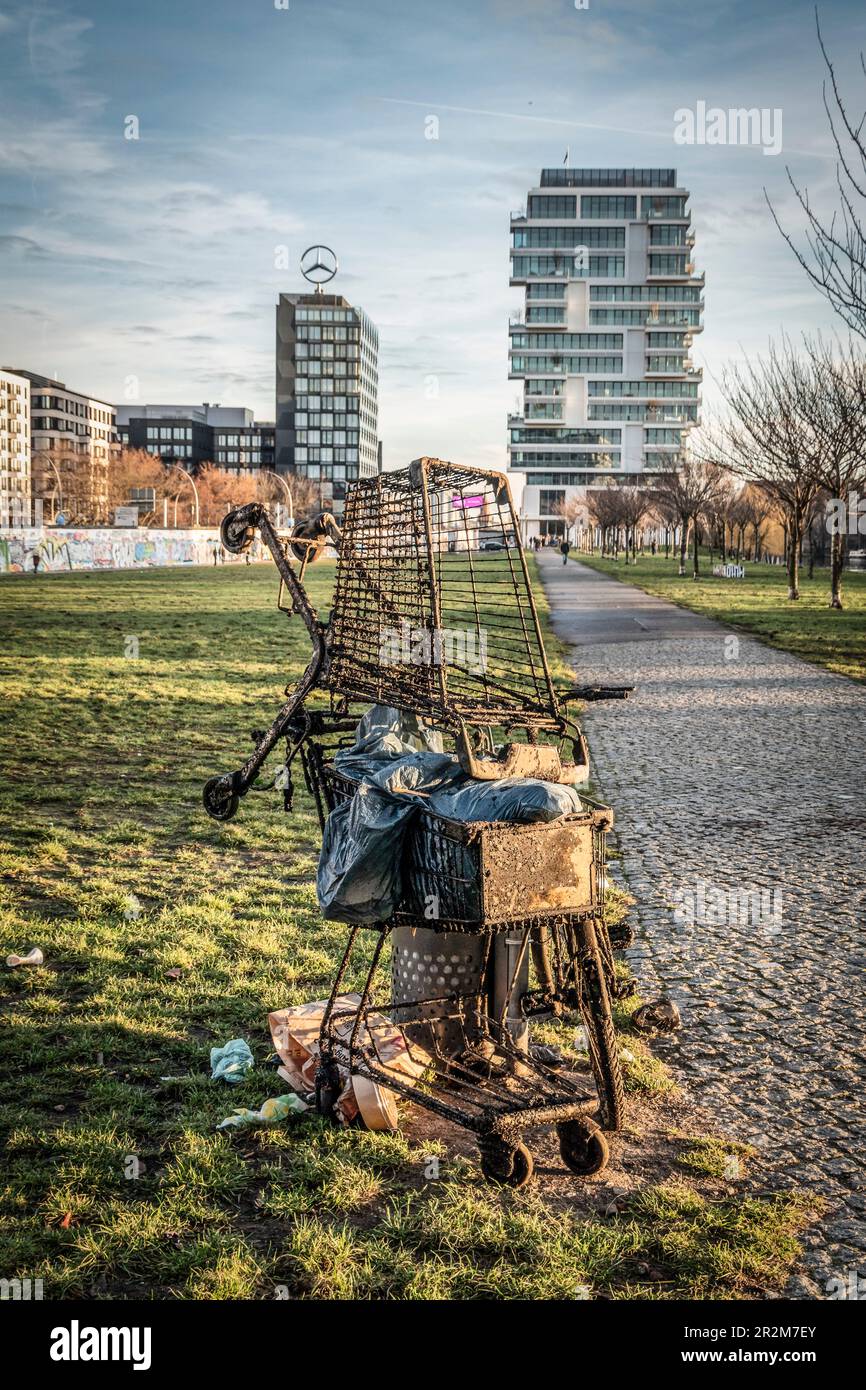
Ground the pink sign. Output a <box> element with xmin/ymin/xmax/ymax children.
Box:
<box><xmin>452</xmin><ymin>494</ymin><xmax>484</xmax><ymax>510</ymax></box>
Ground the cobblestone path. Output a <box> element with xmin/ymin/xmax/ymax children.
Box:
<box><xmin>538</xmin><ymin>551</ymin><xmax>866</xmax><ymax>1293</ymax></box>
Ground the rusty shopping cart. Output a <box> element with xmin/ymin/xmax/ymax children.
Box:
<box><xmin>203</xmin><ymin>458</ymin><xmax>632</xmax><ymax>1185</ymax></box>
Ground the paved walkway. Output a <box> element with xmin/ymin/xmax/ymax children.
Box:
<box><xmin>537</xmin><ymin>551</ymin><xmax>866</xmax><ymax>1293</ymax></box>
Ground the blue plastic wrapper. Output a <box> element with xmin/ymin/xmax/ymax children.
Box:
<box><xmin>316</xmin><ymin>706</ymin><xmax>582</xmax><ymax>924</ymax></box>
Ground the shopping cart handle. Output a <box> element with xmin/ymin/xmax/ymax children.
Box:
<box><xmin>561</xmin><ymin>685</ymin><xmax>635</xmax><ymax>702</ymax></box>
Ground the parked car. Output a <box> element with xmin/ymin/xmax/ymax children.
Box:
<box><xmin>479</xmin><ymin>536</ymin><xmax>516</xmax><ymax>551</ymax></box>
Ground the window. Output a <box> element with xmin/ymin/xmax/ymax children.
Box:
<box><xmin>588</xmin><ymin>380</ymin><xmax>698</xmax><ymax>398</ymax></box>
<box><xmin>580</xmin><ymin>196</ymin><xmax>636</xmax><ymax>218</ymax></box>
<box><xmin>540</xmin><ymin>489</ymin><xmax>565</xmax><ymax>516</ymax></box>
<box><xmin>541</xmin><ymin>169</ymin><xmax>676</xmax><ymax>189</ymax></box>
<box><xmin>645</xmin><ymin>429</ymin><xmax>686</xmax><ymax>444</ymax></box>
<box><xmin>587</xmin><ymin>402</ymin><xmax>697</xmax><ymax>421</ymax></box>
<box><xmin>513</xmin><ymin>227</ymin><xmax>625</xmax><ymax>249</ymax></box>
<box><xmin>510</xmin><ymin>333</ymin><xmax>622</xmax><ymax>350</ymax></box>
<box><xmin>510</xmin><ymin>356</ymin><xmax>623</xmax><ymax>373</ymax></box>
<box><xmin>525</xmin><ymin>283</ymin><xmax>567</xmax><ymax>299</ymax></box>
<box><xmin>513</xmin><ymin>454</ymin><xmax>618</xmax><ymax>469</ymax></box>
<box><xmin>590</xmin><ymin>308</ymin><xmax>701</xmax><ymax>326</ymax></box>
<box><xmin>527</xmin><ymin>195</ymin><xmax>577</xmax><ymax>218</ymax></box>
<box><xmin>511</xmin><ymin>253</ymin><xmax>624</xmax><ymax>278</ymax></box>
<box><xmin>650</xmin><ymin>224</ymin><xmax>687</xmax><ymax>245</ymax></box>
<box><xmin>649</xmin><ymin>254</ymin><xmax>689</xmax><ymax>275</ymax></box>
<box><xmin>590</xmin><ymin>284</ymin><xmax>701</xmax><ymax>302</ymax></box>
<box><xmin>513</xmin><ymin>427</ymin><xmax>621</xmax><ymax>444</ymax></box>
<box><xmin>647</xmin><ymin>356</ymin><xmax>688</xmax><ymax>373</ymax></box>
<box><xmin>524</xmin><ymin>379</ymin><xmax>565</xmax><ymax>396</ymax></box>
<box><xmin>642</xmin><ymin>195</ymin><xmax>687</xmax><ymax>219</ymax></box>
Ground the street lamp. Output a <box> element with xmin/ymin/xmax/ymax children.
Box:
<box><xmin>40</xmin><ymin>455</ymin><xmax>63</xmax><ymax>523</ymax></box>
<box><xmin>262</xmin><ymin>469</ymin><xmax>294</xmax><ymax>527</ymax></box>
<box><xmin>172</xmin><ymin>466</ymin><xmax>200</xmax><ymax>527</ymax></box>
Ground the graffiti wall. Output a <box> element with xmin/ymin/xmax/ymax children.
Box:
<box><xmin>0</xmin><ymin>527</ymin><xmax>256</xmax><ymax>575</ymax></box>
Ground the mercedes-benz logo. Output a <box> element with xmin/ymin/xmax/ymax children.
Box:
<box><xmin>300</xmin><ymin>244</ymin><xmax>338</xmax><ymax>286</ymax></box>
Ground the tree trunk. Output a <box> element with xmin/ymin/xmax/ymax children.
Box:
<box><xmin>692</xmin><ymin>519</ymin><xmax>700</xmax><ymax>579</ymax></box>
<box><xmin>829</xmin><ymin>529</ymin><xmax>844</xmax><ymax>609</ymax></box>
<box><xmin>679</xmin><ymin>520</ymin><xmax>688</xmax><ymax>576</ymax></box>
<box><xmin>787</xmin><ymin>504</ymin><xmax>802</xmax><ymax>601</ymax></box>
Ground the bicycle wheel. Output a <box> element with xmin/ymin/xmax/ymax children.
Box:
<box><xmin>575</xmin><ymin>916</ymin><xmax>625</xmax><ymax>1131</ymax></box>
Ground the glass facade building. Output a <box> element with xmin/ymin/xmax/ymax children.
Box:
<box><xmin>508</xmin><ymin>167</ymin><xmax>704</xmax><ymax>536</ymax></box>
<box><xmin>275</xmin><ymin>292</ymin><xmax>379</xmax><ymax>510</ymax></box>
<box><xmin>117</xmin><ymin>404</ymin><xmax>275</xmax><ymax>470</ymax></box>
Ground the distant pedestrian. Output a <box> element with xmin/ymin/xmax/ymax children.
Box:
<box><xmin>32</xmin><ymin>553</ymin><xmax>41</xmax><ymax>574</ymax></box>
<box><xmin>560</xmin><ymin>539</ymin><xmax>571</xmax><ymax>566</ymax></box>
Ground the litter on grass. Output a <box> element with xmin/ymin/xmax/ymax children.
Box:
<box><xmin>269</xmin><ymin>995</ymin><xmax>430</xmax><ymax>1131</ymax></box>
<box><xmin>210</xmin><ymin>1038</ymin><xmax>254</xmax><ymax>1084</ymax></box>
<box><xmin>6</xmin><ymin>947</ymin><xmax>44</xmax><ymax>967</ymax></box>
<box><xmin>216</xmin><ymin>1093</ymin><xmax>308</xmax><ymax>1131</ymax></box>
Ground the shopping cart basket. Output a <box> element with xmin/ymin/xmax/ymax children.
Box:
<box><xmin>203</xmin><ymin>459</ymin><xmax>632</xmax><ymax>1184</ymax></box>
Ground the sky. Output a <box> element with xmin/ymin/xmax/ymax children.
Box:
<box><xmin>1</xmin><ymin>0</ymin><xmax>865</xmax><ymax>471</ymax></box>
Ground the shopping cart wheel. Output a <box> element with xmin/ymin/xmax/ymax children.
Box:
<box><xmin>202</xmin><ymin>774</ymin><xmax>240</xmax><ymax>822</ymax></box>
<box><xmin>557</xmin><ymin>1117</ymin><xmax>609</xmax><ymax>1176</ymax></box>
<box><xmin>479</xmin><ymin>1140</ymin><xmax>534</xmax><ymax>1189</ymax></box>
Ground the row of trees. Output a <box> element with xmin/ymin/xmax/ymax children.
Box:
<box><xmin>557</xmin><ymin>330</ymin><xmax>866</xmax><ymax>613</ymax></box>
<box><xmin>706</xmin><ymin>334</ymin><xmax>866</xmax><ymax>608</ymax></box>
<box><xmin>32</xmin><ymin>448</ymin><xmax>325</xmax><ymax>529</ymax></box>
<box><xmin>557</xmin><ymin>474</ymin><xmax>784</xmax><ymax>577</ymax></box>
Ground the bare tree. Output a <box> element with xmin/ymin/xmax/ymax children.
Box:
<box><xmin>767</xmin><ymin>13</ymin><xmax>866</xmax><ymax>338</ymax></box>
<box><xmin>652</xmin><ymin>458</ymin><xmax>730</xmax><ymax>578</ymax></box>
<box><xmin>552</xmin><ymin>494</ymin><xmax>588</xmax><ymax>548</ymax></box>
<box><xmin>617</xmin><ymin>486</ymin><xmax>652</xmax><ymax>563</ymax></box>
<box><xmin>107</xmin><ymin>449</ymin><xmax>171</xmax><ymax>522</ymax></box>
<box><xmin>586</xmin><ymin>485</ymin><xmax>626</xmax><ymax>559</ymax></box>
<box><xmin>804</xmin><ymin>335</ymin><xmax>866</xmax><ymax>606</ymax></box>
<box><xmin>736</xmin><ymin>482</ymin><xmax>777</xmax><ymax>562</ymax></box>
<box><xmin>32</xmin><ymin>445</ymin><xmax>111</xmax><ymax>525</ymax></box>
<box><xmin>700</xmin><ymin>470</ymin><xmax>738</xmax><ymax>561</ymax></box>
<box><xmin>714</xmin><ymin>341</ymin><xmax>822</xmax><ymax>599</ymax></box>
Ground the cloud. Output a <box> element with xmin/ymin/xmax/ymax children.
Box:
<box><xmin>0</xmin><ymin>233</ymin><xmax>48</xmax><ymax>256</ymax></box>
<box><xmin>0</xmin><ymin>124</ymin><xmax>115</xmax><ymax>175</ymax></box>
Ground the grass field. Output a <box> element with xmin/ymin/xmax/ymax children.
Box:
<box><xmin>574</xmin><ymin>552</ymin><xmax>866</xmax><ymax>683</ymax></box>
<box><xmin>0</xmin><ymin>560</ymin><xmax>817</xmax><ymax>1299</ymax></box>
